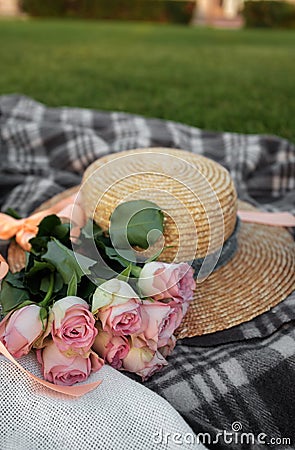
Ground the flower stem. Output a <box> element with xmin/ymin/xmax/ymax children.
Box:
<box><xmin>40</xmin><ymin>272</ymin><xmax>55</xmax><ymax>307</ymax></box>
<box><xmin>130</xmin><ymin>265</ymin><xmax>142</xmax><ymax>278</ymax></box>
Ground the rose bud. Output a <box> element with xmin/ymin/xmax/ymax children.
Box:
<box><xmin>93</xmin><ymin>329</ymin><xmax>130</xmax><ymax>370</ymax></box>
<box><xmin>138</xmin><ymin>261</ymin><xmax>196</xmax><ymax>303</ymax></box>
<box><xmin>158</xmin><ymin>335</ymin><xmax>176</xmax><ymax>358</ymax></box>
<box><xmin>98</xmin><ymin>299</ymin><xmax>142</xmax><ymax>336</ymax></box>
<box><xmin>140</xmin><ymin>301</ymin><xmax>183</xmax><ymax>349</ymax></box>
<box><xmin>49</xmin><ymin>296</ymin><xmax>97</xmax><ymax>357</ymax></box>
<box><xmin>37</xmin><ymin>341</ymin><xmax>103</xmax><ymax>386</ymax></box>
<box><xmin>0</xmin><ymin>304</ymin><xmax>45</xmax><ymax>358</ymax></box>
<box><xmin>92</xmin><ymin>279</ymin><xmax>140</xmax><ymax>313</ymax></box>
<box><xmin>123</xmin><ymin>343</ymin><xmax>167</xmax><ymax>381</ymax></box>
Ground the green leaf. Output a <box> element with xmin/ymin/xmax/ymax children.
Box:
<box><xmin>13</xmin><ymin>300</ymin><xmax>35</xmax><ymax>310</ymax></box>
<box><xmin>39</xmin><ymin>306</ymin><xmax>48</xmax><ymax>330</ymax></box>
<box><xmin>91</xmin><ymin>278</ymin><xmax>106</xmax><ymax>287</ymax></box>
<box><xmin>39</xmin><ymin>275</ymin><xmax>52</xmax><ymax>293</ymax></box>
<box><xmin>5</xmin><ymin>271</ymin><xmax>26</xmax><ymax>289</ymax></box>
<box><xmin>4</xmin><ymin>208</ymin><xmax>21</xmax><ymax>219</ymax></box>
<box><xmin>110</xmin><ymin>200</ymin><xmax>164</xmax><ymax>250</ymax></box>
<box><xmin>90</xmin><ymin>262</ymin><xmax>118</xmax><ymax>282</ymax></box>
<box><xmin>29</xmin><ymin>236</ymin><xmax>50</xmax><ymax>256</ymax></box>
<box><xmin>130</xmin><ymin>265</ymin><xmax>142</xmax><ymax>278</ymax></box>
<box><xmin>79</xmin><ymin>219</ymin><xmax>140</xmax><ymax>276</ymax></box>
<box><xmin>43</xmin><ymin>238</ymin><xmax>96</xmax><ymax>285</ymax></box>
<box><xmin>117</xmin><ymin>264</ymin><xmax>132</xmax><ymax>281</ymax></box>
<box><xmin>25</xmin><ymin>261</ymin><xmax>55</xmax><ymax>296</ymax></box>
<box><xmin>77</xmin><ymin>275</ymin><xmax>97</xmax><ymax>304</ymax></box>
<box><xmin>38</xmin><ymin>272</ymin><xmax>64</xmax><ymax>294</ymax></box>
<box><xmin>26</xmin><ymin>260</ymin><xmax>55</xmax><ymax>278</ymax></box>
<box><xmin>37</xmin><ymin>214</ymin><xmax>70</xmax><ymax>242</ymax></box>
<box><xmin>81</xmin><ymin>219</ymin><xmax>104</xmax><ymax>240</ymax></box>
<box><xmin>67</xmin><ymin>273</ymin><xmax>77</xmax><ymax>297</ymax></box>
<box><xmin>36</xmin><ymin>214</ymin><xmax>62</xmax><ymax>236</ymax></box>
<box><xmin>53</xmin><ymin>223</ymin><xmax>70</xmax><ymax>241</ymax></box>
<box><xmin>104</xmin><ymin>245</ymin><xmax>134</xmax><ymax>267</ymax></box>
<box><xmin>53</xmin><ymin>272</ymin><xmax>64</xmax><ymax>293</ymax></box>
<box><xmin>29</xmin><ymin>214</ymin><xmax>71</xmax><ymax>256</ymax></box>
<box><xmin>0</xmin><ymin>280</ymin><xmax>30</xmax><ymax>314</ymax></box>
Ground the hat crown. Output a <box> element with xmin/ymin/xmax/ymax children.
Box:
<box><xmin>81</xmin><ymin>148</ymin><xmax>238</xmax><ymax>262</ymax></box>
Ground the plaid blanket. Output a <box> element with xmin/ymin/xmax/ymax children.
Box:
<box><xmin>1</xmin><ymin>95</ymin><xmax>294</xmax><ymax>449</ymax></box>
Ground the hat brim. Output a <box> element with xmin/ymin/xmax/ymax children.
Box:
<box><xmin>7</xmin><ymin>187</ymin><xmax>295</xmax><ymax>338</ymax></box>
<box><xmin>176</xmin><ymin>213</ymin><xmax>295</xmax><ymax>338</ymax></box>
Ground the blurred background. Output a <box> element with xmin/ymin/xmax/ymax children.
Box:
<box><xmin>0</xmin><ymin>0</ymin><xmax>294</xmax><ymax>142</ymax></box>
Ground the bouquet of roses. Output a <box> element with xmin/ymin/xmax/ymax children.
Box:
<box><xmin>0</xmin><ymin>197</ymin><xmax>195</xmax><ymax>386</ymax></box>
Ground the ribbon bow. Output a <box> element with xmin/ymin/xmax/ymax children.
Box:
<box><xmin>0</xmin><ymin>254</ymin><xmax>9</xmax><ymax>281</ymax></box>
<box><xmin>0</xmin><ymin>193</ymin><xmax>86</xmax><ymax>252</ymax></box>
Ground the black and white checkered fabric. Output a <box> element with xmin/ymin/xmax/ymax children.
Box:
<box><xmin>1</xmin><ymin>95</ymin><xmax>294</xmax><ymax>449</ymax></box>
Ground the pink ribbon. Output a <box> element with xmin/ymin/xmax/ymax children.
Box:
<box><xmin>1</xmin><ymin>191</ymin><xmax>294</xmax><ymax>253</ymax></box>
<box><xmin>0</xmin><ymin>198</ymin><xmax>293</xmax><ymax>397</ymax></box>
<box><xmin>0</xmin><ymin>193</ymin><xmax>86</xmax><ymax>251</ymax></box>
<box><xmin>0</xmin><ymin>193</ymin><xmax>100</xmax><ymax>397</ymax></box>
<box><xmin>238</xmin><ymin>210</ymin><xmax>295</xmax><ymax>227</ymax></box>
<box><xmin>0</xmin><ymin>254</ymin><xmax>9</xmax><ymax>280</ymax></box>
<box><xmin>0</xmin><ymin>341</ymin><xmax>102</xmax><ymax>397</ymax></box>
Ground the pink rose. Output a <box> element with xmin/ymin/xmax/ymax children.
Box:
<box><xmin>138</xmin><ymin>262</ymin><xmax>196</xmax><ymax>303</ymax></box>
<box><xmin>49</xmin><ymin>296</ymin><xmax>97</xmax><ymax>356</ymax></box>
<box><xmin>158</xmin><ymin>335</ymin><xmax>176</xmax><ymax>358</ymax></box>
<box><xmin>98</xmin><ymin>299</ymin><xmax>142</xmax><ymax>336</ymax></box>
<box><xmin>136</xmin><ymin>352</ymin><xmax>168</xmax><ymax>381</ymax></box>
<box><xmin>141</xmin><ymin>301</ymin><xmax>184</xmax><ymax>349</ymax></box>
<box><xmin>93</xmin><ymin>329</ymin><xmax>130</xmax><ymax>370</ymax></box>
<box><xmin>37</xmin><ymin>341</ymin><xmax>103</xmax><ymax>386</ymax></box>
<box><xmin>92</xmin><ymin>279</ymin><xmax>140</xmax><ymax>313</ymax></box>
<box><xmin>123</xmin><ymin>340</ymin><xmax>167</xmax><ymax>381</ymax></box>
<box><xmin>0</xmin><ymin>304</ymin><xmax>45</xmax><ymax>358</ymax></box>
<box><xmin>181</xmin><ymin>300</ymin><xmax>190</xmax><ymax>317</ymax></box>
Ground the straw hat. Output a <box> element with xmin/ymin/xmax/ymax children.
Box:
<box><xmin>8</xmin><ymin>148</ymin><xmax>294</xmax><ymax>338</ymax></box>
<box><xmin>80</xmin><ymin>148</ymin><xmax>295</xmax><ymax>338</ymax></box>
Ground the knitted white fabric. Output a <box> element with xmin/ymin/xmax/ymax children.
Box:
<box><xmin>0</xmin><ymin>354</ymin><xmax>205</xmax><ymax>450</ymax></box>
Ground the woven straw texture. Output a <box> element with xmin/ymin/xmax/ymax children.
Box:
<box><xmin>177</xmin><ymin>217</ymin><xmax>295</xmax><ymax>337</ymax></box>
<box><xmin>7</xmin><ymin>149</ymin><xmax>295</xmax><ymax>338</ymax></box>
<box><xmin>81</xmin><ymin>148</ymin><xmax>295</xmax><ymax>337</ymax></box>
<box><xmin>2</xmin><ymin>94</ymin><xmax>295</xmax><ymax>447</ymax></box>
<box><xmin>82</xmin><ymin>148</ymin><xmax>237</xmax><ymax>262</ymax></box>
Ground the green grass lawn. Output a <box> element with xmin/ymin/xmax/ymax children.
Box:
<box><xmin>0</xmin><ymin>19</ymin><xmax>295</xmax><ymax>142</ymax></box>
